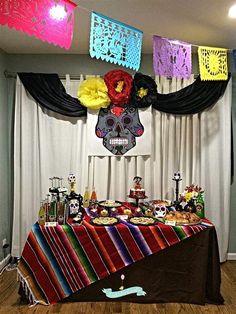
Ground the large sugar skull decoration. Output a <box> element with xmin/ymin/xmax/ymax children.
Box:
<box><xmin>95</xmin><ymin>105</ymin><xmax>144</xmax><ymax>155</ymax></box>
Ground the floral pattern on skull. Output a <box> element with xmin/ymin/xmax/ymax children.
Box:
<box><xmin>95</xmin><ymin>105</ymin><xmax>144</xmax><ymax>155</ymax></box>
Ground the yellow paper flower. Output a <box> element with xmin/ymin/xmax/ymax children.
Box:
<box><xmin>78</xmin><ymin>77</ymin><xmax>110</xmax><ymax>110</ymax></box>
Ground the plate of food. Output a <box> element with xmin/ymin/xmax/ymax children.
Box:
<box><xmin>164</xmin><ymin>211</ymin><xmax>201</xmax><ymax>226</ymax></box>
<box><xmin>91</xmin><ymin>216</ymin><xmax>119</xmax><ymax>226</ymax></box>
<box><xmin>99</xmin><ymin>200</ymin><xmax>122</xmax><ymax>208</ymax></box>
<box><xmin>128</xmin><ymin>216</ymin><xmax>157</xmax><ymax>226</ymax></box>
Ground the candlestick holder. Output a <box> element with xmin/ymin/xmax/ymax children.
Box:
<box><xmin>172</xmin><ymin>171</ymin><xmax>182</xmax><ymax>211</ymax></box>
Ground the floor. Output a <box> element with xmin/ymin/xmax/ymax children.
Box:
<box><xmin>0</xmin><ymin>261</ymin><xmax>236</xmax><ymax>314</ymax></box>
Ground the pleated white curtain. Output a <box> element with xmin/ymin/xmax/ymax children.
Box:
<box><xmin>12</xmin><ymin>74</ymin><xmax>232</xmax><ymax>262</ymax></box>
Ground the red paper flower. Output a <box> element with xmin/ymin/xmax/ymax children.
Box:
<box><xmin>104</xmin><ymin>70</ymin><xmax>133</xmax><ymax>106</ymax></box>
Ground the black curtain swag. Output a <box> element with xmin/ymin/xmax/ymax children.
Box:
<box><xmin>18</xmin><ymin>73</ymin><xmax>87</xmax><ymax>117</ymax></box>
<box><xmin>18</xmin><ymin>72</ymin><xmax>231</xmax><ymax>117</ymax></box>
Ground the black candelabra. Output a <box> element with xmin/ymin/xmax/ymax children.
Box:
<box><xmin>172</xmin><ymin>171</ymin><xmax>182</xmax><ymax>210</ymax></box>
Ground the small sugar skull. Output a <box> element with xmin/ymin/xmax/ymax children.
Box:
<box><xmin>155</xmin><ymin>205</ymin><xmax>167</xmax><ymax>218</ymax></box>
<box><xmin>95</xmin><ymin>105</ymin><xmax>144</xmax><ymax>155</ymax></box>
<box><xmin>68</xmin><ymin>174</ymin><xmax>76</xmax><ymax>184</ymax></box>
<box><xmin>68</xmin><ymin>198</ymin><xmax>79</xmax><ymax>215</ymax></box>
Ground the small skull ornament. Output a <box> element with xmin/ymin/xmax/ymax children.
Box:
<box><xmin>68</xmin><ymin>174</ymin><xmax>76</xmax><ymax>184</ymax></box>
<box><xmin>68</xmin><ymin>199</ymin><xmax>80</xmax><ymax>215</ymax></box>
<box><xmin>95</xmin><ymin>105</ymin><xmax>144</xmax><ymax>155</ymax></box>
<box><xmin>155</xmin><ymin>205</ymin><xmax>167</xmax><ymax>218</ymax></box>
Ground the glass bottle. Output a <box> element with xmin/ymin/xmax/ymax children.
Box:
<box><xmin>49</xmin><ymin>193</ymin><xmax>57</xmax><ymax>222</ymax></box>
<box><xmin>90</xmin><ymin>187</ymin><xmax>97</xmax><ymax>204</ymax></box>
<box><xmin>83</xmin><ymin>186</ymin><xmax>90</xmax><ymax>208</ymax></box>
<box><xmin>38</xmin><ymin>201</ymin><xmax>46</xmax><ymax>225</ymax></box>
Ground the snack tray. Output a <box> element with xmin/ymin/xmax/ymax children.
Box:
<box><xmin>128</xmin><ymin>216</ymin><xmax>157</xmax><ymax>226</ymax></box>
<box><xmin>99</xmin><ymin>200</ymin><xmax>122</xmax><ymax>208</ymax></box>
<box><xmin>91</xmin><ymin>216</ymin><xmax>119</xmax><ymax>226</ymax></box>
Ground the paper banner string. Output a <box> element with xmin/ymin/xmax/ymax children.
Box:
<box><xmin>0</xmin><ymin>0</ymin><xmax>77</xmax><ymax>50</ymax></box>
<box><xmin>198</xmin><ymin>46</ymin><xmax>228</xmax><ymax>80</ymax></box>
<box><xmin>90</xmin><ymin>12</ymin><xmax>143</xmax><ymax>71</ymax></box>
<box><xmin>152</xmin><ymin>35</ymin><xmax>192</xmax><ymax>79</ymax></box>
<box><xmin>233</xmin><ymin>49</ymin><xmax>236</xmax><ymax>70</ymax></box>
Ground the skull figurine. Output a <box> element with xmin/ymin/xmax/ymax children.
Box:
<box><xmin>95</xmin><ymin>105</ymin><xmax>144</xmax><ymax>155</ymax></box>
<box><xmin>68</xmin><ymin>199</ymin><xmax>79</xmax><ymax>215</ymax></box>
<box><xmin>155</xmin><ymin>205</ymin><xmax>167</xmax><ymax>218</ymax></box>
<box><xmin>68</xmin><ymin>174</ymin><xmax>76</xmax><ymax>184</ymax></box>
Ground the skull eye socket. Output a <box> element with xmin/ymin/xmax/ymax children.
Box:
<box><xmin>106</xmin><ymin>116</ymin><xmax>115</xmax><ymax>127</ymax></box>
<box><xmin>122</xmin><ymin>115</ymin><xmax>132</xmax><ymax>125</ymax></box>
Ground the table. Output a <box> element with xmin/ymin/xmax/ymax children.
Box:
<box><xmin>17</xmin><ymin>212</ymin><xmax>223</xmax><ymax>305</ymax></box>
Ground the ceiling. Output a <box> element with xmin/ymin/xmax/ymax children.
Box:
<box><xmin>1</xmin><ymin>0</ymin><xmax>236</xmax><ymax>54</ymax></box>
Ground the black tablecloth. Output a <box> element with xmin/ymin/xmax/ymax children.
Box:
<box><xmin>63</xmin><ymin>227</ymin><xmax>223</xmax><ymax>305</ymax></box>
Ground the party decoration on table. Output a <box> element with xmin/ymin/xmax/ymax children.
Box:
<box><xmin>128</xmin><ymin>176</ymin><xmax>147</xmax><ymax>207</ymax></box>
<box><xmin>198</xmin><ymin>46</ymin><xmax>228</xmax><ymax>80</ymax></box>
<box><xmin>181</xmin><ymin>184</ymin><xmax>205</xmax><ymax>218</ymax></box>
<box><xmin>90</xmin><ymin>12</ymin><xmax>143</xmax><ymax>71</ymax></box>
<box><xmin>78</xmin><ymin>77</ymin><xmax>110</xmax><ymax>110</ymax></box>
<box><xmin>38</xmin><ymin>177</ymin><xmax>68</xmax><ymax>225</ymax></box>
<box><xmin>0</xmin><ymin>0</ymin><xmax>77</xmax><ymax>49</ymax></box>
<box><xmin>153</xmin><ymin>35</ymin><xmax>192</xmax><ymax>79</ymax></box>
<box><xmin>172</xmin><ymin>171</ymin><xmax>183</xmax><ymax>211</ymax></box>
<box><xmin>67</xmin><ymin>174</ymin><xmax>83</xmax><ymax>219</ymax></box>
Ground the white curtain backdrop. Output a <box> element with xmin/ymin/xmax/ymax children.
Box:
<box><xmin>12</xmin><ymin>74</ymin><xmax>232</xmax><ymax>262</ymax></box>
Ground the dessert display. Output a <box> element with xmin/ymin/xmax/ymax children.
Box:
<box><xmin>91</xmin><ymin>216</ymin><xmax>119</xmax><ymax>226</ymax></box>
<box><xmin>129</xmin><ymin>176</ymin><xmax>146</xmax><ymax>198</ymax></box>
<box><xmin>164</xmin><ymin>211</ymin><xmax>201</xmax><ymax>225</ymax></box>
<box><xmin>129</xmin><ymin>216</ymin><xmax>157</xmax><ymax>226</ymax></box>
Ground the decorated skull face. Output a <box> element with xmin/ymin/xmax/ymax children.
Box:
<box><xmin>155</xmin><ymin>205</ymin><xmax>167</xmax><ymax>218</ymax></box>
<box><xmin>68</xmin><ymin>199</ymin><xmax>79</xmax><ymax>215</ymax></box>
<box><xmin>68</xmin><ymin>174</ymin><xmax>76</xmax><ymax>184</ymax></box>
<box><xmin>95</xmin><ymin>105</ymin><xmax>144</xmax><ymax>155</ymax></box>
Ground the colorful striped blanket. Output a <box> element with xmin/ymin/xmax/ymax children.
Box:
<box><xmin>18</xmin><ymin>216</ymin><xmax>212</xmax><ymax>305</ymax></box>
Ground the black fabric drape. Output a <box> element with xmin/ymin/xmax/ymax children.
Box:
<box><xmin>152</xmin><ymin>74</ymin><xmax>231</xmax><ymax>114</ymax></box>
<box><xmin>18</xmin><ymin>72</ymin><xmax>231</xmax><ymax>117</ymax></box>
<box><xmin>18</xmin><ymin>73</ymin><xmax>87</xmax><ymax>117</ymax></box>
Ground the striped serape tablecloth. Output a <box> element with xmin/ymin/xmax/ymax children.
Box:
<box><xmin>17</xmin><ymin>215</ymin><xmax>212</xmax><ymax>305</ymax></box>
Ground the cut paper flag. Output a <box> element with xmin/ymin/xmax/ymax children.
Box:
<box><xmin>153</xmin><ymin>35</ymin><xmax>192</xmax><ymax>79</ymax></box>
<box><xmin>0</xmin><ymin>0</ymin><xmax>76</xmax><ymax>50</ymax></box>
<box><xmin>90</xmin><ymin>12</ymin><xmax>143</xmax><ymax>71</ymax></box>
<box><xmin>233</xmin><ymin>49</ymin><xmax>236</xmax><ymax>70</ymax></box>
<box><xmin>198</xmin><ymin>46</ymin><xmax>228</xmax><ymax>80</ymax></box>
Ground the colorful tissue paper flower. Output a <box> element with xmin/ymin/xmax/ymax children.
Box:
<box><xmin>104</xmin><ymin>70</ymin><xmax>133</xmax><ymax>106</ymax></box>
<box><xmin>131</xmin><ymin>73</ymin><xmax>158</xmax><ymax>108</ymax></box>
<box><xmin>77</xmin><ymin>77</ymin><xmax>110</xmax><ymax>110</ymax></box>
